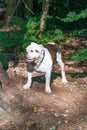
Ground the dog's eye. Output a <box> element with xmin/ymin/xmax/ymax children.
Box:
<box><xmin>30</xmin><ymin>50</ymin><xmax>33</xmax><ymax>52</ymax></box>
<box><xmin>35</xmin><ymin>50</ymin><xmax>39</xmax><ymax>53</ymax></box>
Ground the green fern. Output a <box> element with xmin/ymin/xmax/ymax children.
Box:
<box><xmin>57</xmin><ymin>8</ymin><xmax>87</xmax><ymax>23</ymax></box>
<box><xmin>69</xmin><ymin>48</ymin><xmax>87</xmax><ymax>61</ymax></box>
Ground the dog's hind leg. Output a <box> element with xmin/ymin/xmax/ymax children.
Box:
<box><xmin>56</xmin><ymin>52</ymin><xmax>68</xmax><ymax>84</ymax></box>
<box><xmin>23</xmin><ymin>72</ymin><xmax>32</xmax><ymax>89</ymax></box>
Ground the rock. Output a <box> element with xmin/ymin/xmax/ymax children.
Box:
<box><xmin>0</xmin><ymin>100</ymin><xmax>11</xmax><ymax>113</ymax></box>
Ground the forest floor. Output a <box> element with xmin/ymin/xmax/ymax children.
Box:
<box><xmin>0</xmin><ymin>37</ymin><xmax>87</xmax><ymax>130</ymax></box>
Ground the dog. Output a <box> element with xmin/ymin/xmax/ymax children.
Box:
<box><xmin>23</xmin><ymin>42</ymin><xmax>68</xmax><ymax>93</ymax></box>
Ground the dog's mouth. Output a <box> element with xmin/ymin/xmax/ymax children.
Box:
<box><xmin>26</xmin><ymin>58</ymin><xmax>36</xmax><ymax>63</ymax></box>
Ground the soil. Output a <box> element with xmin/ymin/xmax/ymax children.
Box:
<box><xmin>0</xmin><ymin>37</ymin><xmax>87</xmax><ymax>130</ymax></box>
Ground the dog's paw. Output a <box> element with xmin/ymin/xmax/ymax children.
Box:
<box><xmin>45</xmin><ymin>88</ymin><xmax>52</xmax><ymax>93</ymax></box>
<box><xmin>23</xmin><ymin>84</ymin><xmax>31</xmax><ymax>89</ymax></box>
<box><xmin>62</xmin><ymin>78</ymin><xmax>68</xmax><ymax>84</ymax></box>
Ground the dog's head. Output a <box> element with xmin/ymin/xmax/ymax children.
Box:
<box><xmin>25</xmin><ymin>42</ymin><xmax>44</xmax><ymax>63</ymax></box>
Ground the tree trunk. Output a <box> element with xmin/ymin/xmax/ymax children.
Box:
<box><xmin>24</xmin><ymin>0</ymin><xmax>34</xmax><ymax>18</ymax></box>
<box><xmin>38</xmin><ymin>0</ymin><xmax>50</xmax><ymax>39</ymax></box>
<box><xmin>4</xmin><ymin>0</ymin><xmax>16</xmax><ymax>27</ymax></box>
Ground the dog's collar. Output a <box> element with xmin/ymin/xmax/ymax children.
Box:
<box><xmin>35</xmin><ymin>50</ymin><xmax>45</xmax><ymax>67</ymax></box>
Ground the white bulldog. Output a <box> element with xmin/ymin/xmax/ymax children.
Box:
<box><xmin>23</xmin><ymin>42</ymin><xmax>68</xmax><ymax>93</ymax></box>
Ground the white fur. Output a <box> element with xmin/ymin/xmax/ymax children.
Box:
<box><xmin>56</xmin><ymin>52</ymin><xmax>68</xmax><ymax>84</ymax></box>
<box><xmin>23</xmin><ymin>42</ymin><xmax>68</xmax><ymax>93</ymax></box>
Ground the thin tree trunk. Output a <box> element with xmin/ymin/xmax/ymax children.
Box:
<box><xmin>3</xmin><ymin>0</ymin><xmax>16</xmax><ymax>27</ymax></box>
<box><xmin>38</xmin><ymin>0</ymin><xmax>50</xmax><ymax>39</ymax></box>
<box><xmin>23</xmin><ymin>0</ymin><xmax>34</xmax><ymax>18</ymax></box>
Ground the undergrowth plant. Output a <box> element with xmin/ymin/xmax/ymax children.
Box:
<box><xmin>58</xmin><ymin>8</ymin><xmax>87</xmax><ymax>23</ymax></box>
<box><xmin>0</xmin><ymin>53</ymin><xmax>8</xmax><ymax>69</ymax></box>
<box><xmin>23</xmin><ymin>17</ymin><xmax>39</xmax><ymax>48</ymax></box>
<box><xmin>11</xmin><ymin>16</ymin><xmax>26</xmax><ymax>31</ymax></box>
<box><xmin>0</xmin><ymin>31</ymin><xmax>24</xmax><ymax>54</ymax></box>
<box><xmin>23</xmin><ymin>16</ymin><xmax>65</xmax><ymax>48</ymax></box>
<box><xmin>68</xmin><ymin>48</ymin><xmax>87</xmax><ymax>61</ymax></box>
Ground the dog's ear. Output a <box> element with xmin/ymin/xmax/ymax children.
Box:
<box><xmin>39</xmin><ymin>45</ymin><xmax>44</xmax><ymax>49</ymax></box>
<box><xmin>30</xmin><ymin>42</ymin><xmax>37</xmax><ymax>46</ymax></box>
<box><xmin>30</xmin><ymin>42</ymin><xmax>44</xmax><ymax>50</ymax></box>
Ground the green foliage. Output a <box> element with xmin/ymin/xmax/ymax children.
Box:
<box><xmin>56</xmin><ymin>6</ymin><xmax>87</xmax><ymax>37</ymax></box>
<box><xmin>0</xmin><ymin>53</ymin><xmax>8</xmax><ymax>69</ymax></box>
<box><xmin>54</xmin><ymin>29</ymin><xmax>64</xmax><ymax>41</ymax></box>
<box><xmin>57</xmin><ymin>8</ymin><xmax>87</xmax><ymax>23</ymax></box>
<box><xmin>0</xmin><ymin>31</ymin><xmax>24</xmax><ymax>53</ymax></box>
<box><xmin>11</xmin><ymin>16</ymin><xmax>26</xmax><ymax>31</ymax></box>
<box><xmin>69</xmin><ymin>29</ymin><xmax>86</xmax><ymax>36</ymax></box>
<box><xmin>0</xmin><ymin>16</ymin><xmax>25</xmax><ymax>69</ymax></box>
<box><xmin>23</xmin><ymin>17</ymin><xmax>65</xmax><ymax>48</ymax></box>
<box><xmin>23</xmin><ymin>17</ymin><xmax>39</xmax><ymax>48</ymax></box>
<box><xmin>68</xmin><ymin>48</ymin><xmax>87</xmax><ymax>61</ymax></box>
<box><xmin>39</xmin><ymin>31</ymin><xmax>53</xmax><ymax>44</ymax></box>
<box><xmin>0</xmin><ymin>52</ymin><xmax>17</xmax><ymax>70</ymax></box>
<box><xmin>40</xmin><ymin>29</ymin><xmax>64</xmax><ymax>44</ymax></box>
<box><xmin>38</xmin><ymin>0</ymin><xmax>42</xmax><ymax>4</ymax></box>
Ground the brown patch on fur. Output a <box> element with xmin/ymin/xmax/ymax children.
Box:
<box><xmin>45</xmin><ymin>44</ymin><xmax>61</xmax><ymax>64</ymax></box>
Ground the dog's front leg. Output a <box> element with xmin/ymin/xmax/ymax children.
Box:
<box><xmin>23</xmin><ymin>72</ymin><xmax>32</xmax><ymax>89</ymax></box>
<box><xmin>45</xmin><ymin>71</ymin><xmax>52</xmax><ymax>93</ymax></box>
